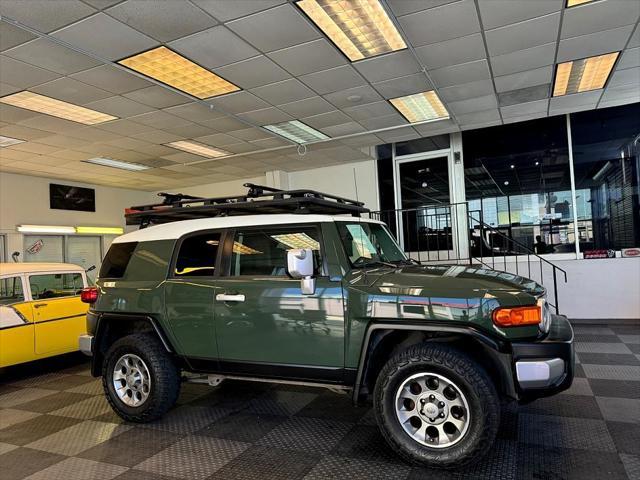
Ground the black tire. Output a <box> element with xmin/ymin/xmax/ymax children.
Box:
<box><xmin>374</xmin><ymin>342</ymin><xmax>500</xmax><ymax>469</ymax></box>
<box><xmin>102</xmin><ymin>333</ymin><xmax>181</xmax><ymax>423</ymax></box>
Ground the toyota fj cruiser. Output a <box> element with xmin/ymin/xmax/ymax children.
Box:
<box><xmin>79</xmin><ymin>185</ymin><xmax>574</xmax><ymax>469</ymax></box>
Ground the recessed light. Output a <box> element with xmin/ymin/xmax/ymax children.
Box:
<box><xmin>0</xmin><ymin>91</ymin><xmax>117</xmax><ymax>125</ymax></box>
<box><xmin>83</xmin><ymin>157</ymin><xmax>151</xmax><ymax>171</ymax></box>
<box><xmin>553</xmin><ymin>52</ymin><xmax>619</xmax><ymax>96</ymax></box>
<box><xmin>389</xmin><ymin>91</ymin><xmax>449</xmax><ymax>122</ymax></box>
<box><xmin>0</xmin><ymin>135</ymin><xmax>26</xmax><ymax>147</ymax></box>
<box><xmin>119</xmin><ymin>46</ymin><xmax>240</xmax><ymax>99</ymax></box>
<box><xmin>510</xmin><ymin>164</ymin><xmax>515</xmax><ymax>169</ymax></box>
<box><xmin>296</xmin><ymin>0</ymin><xmax>406</xmax><ymax>61</ymax></box>
<box><xmin>166</xmin><ymin>140</ymin><xmax>230</xmax><ymax>158</ymax></box>
<box><xmin>263</xmin><ymin>120</ymin><xmax>329</xmax><ymax>144</ymax></box>
<box><xmin>566</xmin><ymin>0</ymin><xmax>594</xmax><ymax>6</ymax></box>
<box><xmin>504</xmin><ymin>181</ymin><xmax>510</xmax><ymax>186</ymax></box>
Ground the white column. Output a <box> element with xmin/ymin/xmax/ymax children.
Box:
<box><xmin>449</xmin><ymin>132</ymin><xmax>469</xmax><ymax>260</ymax></box>
<box><xmin>265</xmin><ymin>170</ymin><xmax>290</xmax><ymax>190</ymax></box>
<box><xmin>565</xmin><ymin>114</ymin><xmax>580</xmax><ymax>258</ymax></box>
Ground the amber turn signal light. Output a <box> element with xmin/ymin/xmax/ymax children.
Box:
<box><xmin>492</xmin><ymin>306</ymin><xmax>541</xmax><ymax>327</ymax></box>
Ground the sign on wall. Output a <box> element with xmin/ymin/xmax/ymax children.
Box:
<box><xmin>621</xmin><ymin>248</ymin><xmax>640</xmax><ymax>258</ymax></box>
<box><xmin>50</xmin><ymin>184</ymin><xmax>96</xmax><ymax>212</ymax></box>
<box><xmin>583</xmin><ymin>249</ymin><xmax>616</xmax><ymax>259</ymax></box>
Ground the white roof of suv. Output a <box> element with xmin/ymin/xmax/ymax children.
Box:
<box><xmin>114</xmin><ymin>214</ymin><xmax>384</xmax><ymax>243</ymax></box>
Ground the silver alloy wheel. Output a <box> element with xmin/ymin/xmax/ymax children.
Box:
<box><xmin>394</xmin><ymin>372</ymin><xmax>470</xmax><ymax>448</ymax></box>
<box><xmin>112</xmin><ymin>354</ymin><xmax>151</xmax><ymax>407</ymax></box>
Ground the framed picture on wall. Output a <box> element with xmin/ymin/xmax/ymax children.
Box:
<box><xmin>49</xmin><ymin>183</ymin><xmax>95</xmax><ymax>212</ymax></box>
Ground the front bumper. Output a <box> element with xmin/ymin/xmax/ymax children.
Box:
<box><xmin>511</xmin><ymin>314</ymin><xmax>574</xmax><ymax>402</ymax></box>
<box><xmin>79</xmin><ymin>334</ymin><xmax>94</xmax><ymax>356</ymax></box>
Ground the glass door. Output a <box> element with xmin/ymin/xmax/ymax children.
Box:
<box><xmin>394</xmin><ymin>152</ymin><xmax>452</xmax><ymax>258</ymax></box>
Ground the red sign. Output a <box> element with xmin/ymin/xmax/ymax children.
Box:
<box><xmin>26</xmin><ymin>239</ymin><xmax>44</xmax><ymax>255</ymax></box>
<box><xmin>622</xmin><ymin>248</ymin><xmax>640</xmax><ymax>258</ymax></box>
<box><xmin>584</xmin><ymin>249</ymin><xmax>616</xmax><ymax>259</ymax></box>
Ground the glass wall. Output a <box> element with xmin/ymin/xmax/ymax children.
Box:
<box><xmin>463</xmin><ymin>115</ymin><xmax>573</xmax><ymax>254</ymax></box>
<box><xmin>24</xmin><ymin>235</ymin><xmax>103</xmax><ymax>281</ymax></box>
<box><xmin>570</xmin><ymin>103</ymin><xmax>640</xmax><ymax>252</ymax></box>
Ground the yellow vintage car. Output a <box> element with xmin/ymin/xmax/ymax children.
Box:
<box><xmin>0</xmin><ymin>263</ymin><xmax>89</xmax><ymax>368</ymax></box>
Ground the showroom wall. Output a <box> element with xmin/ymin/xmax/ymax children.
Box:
<box><xmin>0</xmin><ymin>172</ymin><xmax>155</xmax><ymax>262</ymax></box>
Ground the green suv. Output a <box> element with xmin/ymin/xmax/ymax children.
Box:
<box><xmin>79</xmin><ymin>190</ymin><xmax>574</xmax><ymax>469</ymax></box>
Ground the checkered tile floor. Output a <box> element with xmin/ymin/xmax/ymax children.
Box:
<box><xmin>0</xmin><ymin>323</ymin><xmax>638</xmax><ymax>480</ymax></box>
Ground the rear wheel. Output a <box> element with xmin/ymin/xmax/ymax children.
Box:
<box><xmin>102</xmin><ymin>333</ymin><xmax>180</xmax><ymax>422</ymax></box>
<box><xmin>374</xmin><ymin>343</ymin><xmax>499</xmax><ymax>469</ymax></box>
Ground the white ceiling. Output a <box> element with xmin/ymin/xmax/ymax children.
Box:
<box><xmin>0</xmin><ymin>0</ymin><xmax>638</xmax><ymax>190</ymax></box>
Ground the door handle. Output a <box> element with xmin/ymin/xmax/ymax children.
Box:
<box><xmin>33</xmin><ymin>303</ymin><xmax>48</xmax><ymax>308</ymax></box>
<box><xmin>215</xmin><ymin>294</ymin><xmax>245</xmax><ymax>303</ymax></box>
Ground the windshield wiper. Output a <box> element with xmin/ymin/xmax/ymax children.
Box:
<box><xmin>352</xmin><ymin>257</ymin><xmax>397</xmax><ymax>269</ymax></box>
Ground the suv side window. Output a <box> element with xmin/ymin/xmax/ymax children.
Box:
<box><xmin>100</xmin><ymin>242</ymin><xmax>137</xmax><ymax>279</ymax></box>
<box><xmin>29</xmin><ymin>273</ymin><xmax>83</xmax><ymax>300</ymax></box>
<box><xmin>230</xmin><ymin>226</ymin><xmax>322</xmax><ymax>277</ymax></box>
<box><xmin>174</xmin><ymin>232</ymin><xmax>221</xmax><ymax>277</ymax></box>
<box><xmin>0</xmin><ymin>276</ymin><xmax>25</xmax><ymax>305</ymax></box>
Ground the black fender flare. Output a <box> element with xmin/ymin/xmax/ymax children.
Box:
<box><xmin>91</xmin><ymin>312</ymin><xmax>174</xmax><ymax>377</ymax></box>
<box><xmin>352</xmin><ymin>322</ymin><xmax>515</xmax><ymax>403</ymax></box>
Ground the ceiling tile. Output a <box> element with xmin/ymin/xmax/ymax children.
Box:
<box><xmin>561</xmin><ymin>0</ymin><xmax>639</xmax><ymax>39</ymax></box>
<box><xmin>373</xmin><ymin>73</ymin><xmax>434</xmax><ymax>99</ymax></box>
<box><xmin>123</xmin><ymin>86</ymin><xmax>189</xmax><ymax>108</ymax></box>
<box><xmin>497</xmin><ymin>84</ymin><xmax>550</xmax><ymax>107</ymax></box>
<box><xmin>51</xmin><ymin>13</ymin><xmax>158</xmax><ymax>61</ymax></box>
<box><xmin>250</xmin><ymin>78</ymin><xmax>315</xmax><ymax>104</ymax></box>
<box><xmin>549</xmin><ymin>90</ymin><xmax>602</xmax><ymax>114</ymax></box>
<box><xmin>226</xmin><ymin>127</ymin><xmax>272</xmax><ymax>141</ymax></box>
<box><xmin>69</xmin><ymin>64</ymin><xmax>153</xmax><ymax>94</ymax></box>
<box><xmin>494</xmin><ymin>66</ymin><xmax>553</xmax><ymax>93</ymax></box>
<box><xmin>438</xmin><ymin>78</ymin><xmax>495</xmax><ymax>102</ymax></box>
<box><xmin>478</xmin><ymin>0</ymin><xmax>562</xmax><ymax>30</ymax></box>
<box><xmin>415</xmin><ymin>33</ymin><xmax>486</xmax><ymax>70</ymax></box>
<box><xmin>213</xmin><ymin>55</ymin><xmax>290</xmax><ymax>89</ymax></box>
<box><xmin>17</xmin><ymin>114</ymin><xmax>84</xmax><ymax>133</ymax></box>
<box><xmin>168</xmin><ymin>25</ymin><xmax>258</xmax><ymax>69</ymax></box>
<box><xmin>82</xmin><ymin>0</ymin><xmax>123</xmax><ymax>8</ymax></box>
<box><xmin>0</xmin><ymin>55</ymin><xmax>61</xmax><ymax>88</ymax></box>
<box><xmin>0</xmin><ymin>22</ymin><xmax>37</xmax><ymax>52</ymax></box>
<box><xmin>608</xmin><ymin>67</ymin><xmax>640</xmax><ymax>88</ymax></box>
<box><xmin>502</xmin><ymin>112</ymin><xmax>546</xmax><ymax>124</ymax></box>
<box><xmin>485</xmin><ymin>12</ymin><xmax>560</xmax><ymax>57</ymax></box>
<box><xmin>0</xmin><ymin>103</ymin><xmax>39</xmax><ymax>123</ymax></box>
<box><xmin>224</xmin><ymin>142</ymin><xmax>260</xmax><ymax>154</ymax></box>
<box><xmin>278</xmin><ymin>96</ymin><xmax>335</xmax><ymax>117</ymax></box>
<box><xmin>617</xmin><ymin>47</ymin><xmax>640</xmax><ymax>70</ymax></box>
<box><xmin>353</xmin><ymin>50</ymin><xmax>421</xmax><ymax>84</ymax></box>
<box><xmin>319</xmin><ymin>122</ymin><xmax>366</xmax><ymax>137</ymax></box>
<box><xmin>339</xmin><ymin>133</ymin><xmax>384</xmax><ymax>148</ymax></box>
<box><xmin>128</xmin><ymin>110</ymin><xmax>189</xmax><ymax>129</ymax></box>
<box><xmin>448</xmin><ymin>94</ymin><xmax>498</xmax><ymax>115</ymax></box>
<box><xmin>455</xmin><ymin>108</ymin><xmax>501</xmax><ymax>126</ymax></box>
<box><xmin>388</xmin><ymin>0</ymin><xmax>459</xmax><ymax>17</ymax></box>
<box><xmin>413</xmin><ymin>119</ymin><xmax>460</xmax><ymax>137</ymax></box>
<box><xmin>299</xmin><ymin>65</ymin><xmax>366</xmax><ymax>95</ymax></box>
<box><xmin>163</xmin><ymin>102</ymin><xmax>226</xmax><ymax>123</ymax></box>
<box><xmin>0</xmin><ymin>0</ymin><xmax>96</xmax><ymax>33</ymax></box>
<box><xmin>342</xmin><ymin>100</ymin><xmax>397</xmax><ymax>121</ymax></box>
<box><xmin>162</xmin><ymin>122</ymin><xmax>213</xmax><ymax>139</ymax></box>
<box><xmin>4</xmin><ymin>38</ymin><xmax>102</xmax><ymax>75</ymax></box>
<box><xmin>557</xmin><ymin>25</ymin><xmax>635</xmax><ymax>62</ymax></box>
<box><xmin>500</xmin><ymin>98</ymin><xmax>549</xmax><ymax>118</ymax></box>
<box><xmin>195</xmin><ymin>132</ymin><xmax>249</xmax><ymax>147</ymax></box>
<box><xmin>83</xmin><ymin>96</ymin><xmax>155</xmax><ymax>117</ymax></box>
<box><xmin>323</xmin><ymin>85</ymin><xmax>383</xmax><ymax>109</ymax></box>
<box><xmin>267</xmin><ymin>39</ymin><xmax>347</xmax><ymax>76</ymax></box>
<box><xmin>628</xmin><ymin>23</ymin><xmax>640</xmax><ymax>48</ymax></box>
<box><xmin>599</xmin><ymin>84</ymin><xmax>640</xmax><ymax>107</ymax></box>
<box><xmin>236</xmin><ymin>107</ymin><xmax>293</xmax><ymax>125</ymax></box>
<box><xmin>207</xmin><ymin>90</ymin><xmax>270</xmax><ymax>114</ymax></box>
<box><xmin>429</xmin><ymin>59</ymin><xmax>491</xmax><ymax>88</ymax></box>
<box><xmin>191</xmin><ymin>0</ymin><xmax>285</xmax><ymax>22</ymax></box>
<box><xmin>490</xmin><ymin>42</ymin><xmax>556</xmax><ymax>76</ymax></box>
<box><xmin>226</xmin><ymin>4</ymin><xmax>319</xmax><ymax>53</ymax></box>
<box><xmin>0</xmin><ymin>124</ymin><xmax>51</xmax><ymax>140</ymax></box>
<box><xmin>398</xmin><ymin>0</ymin><xmax>480</xmax><ymax>47</ymax></box>
<box><xmin>198</xmin><ymin>116</ymin><xmax>247</xmax><ymax>132</ymax></box>
<box><xmin>31</xmin><ymin>77</ymin><xmax>113</xmax><ymax>104</ymax></box>
<box><xmin>359</xmin><ymin>113</ymin><xmax>407</xmax><ymax>130</ymax></box>
<box><xmin>376</xmin><ymin>126</ymin><xmax>421</xmax><ymax>143</ymax></box>
<box><xmin>130</xmin><ymin>129</ymin><xmax>182</xmax><ymax>144</ymax></box>
<box><xmin>302</xmin><ymin>110</ymin><xmax>352</xmax><ymax>129</ymax></box>
<box><xmin>95</xmin><ymin>118</ymin><xmax>155</xmax><ymax>135</ymax></box>
<box><xmin>106</xmin><ymin>0</ymin><xmax>217</xmax><ymax>42</ymax></box>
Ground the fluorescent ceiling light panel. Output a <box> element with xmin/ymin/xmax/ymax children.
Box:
<box><xmin>271</xmin><ymin>233</ymin><xmax>321</xmax><ymax>250</ymax></box>
<box><xmin>389</xmin><ymin>91</ymin><xmax>449</xmax><ymax>122</ymax></box>
<box><xmin>119</xmin><ymin>46</ymin><xmax>240</xmax><ymax>99</ymax></box>
<box><xmin>0</xmin><ymin>91</ymin><xmax>117</xmax><ymax>125</ymax></box>
<box><xmin>167</xmin><ymin>140</ymin><xmax>230</xmax><ymax>158</ymax></box>
<box><xmin>297</xmin><ymin>0</ymin><xmax>406</xmax><ymax>61</ymax></box>
<box><xmin>17</xmin><ymin>225</ymin><xmax>76</xmax><ymax>234</ymax></box>
<box><xmin>263</xmin><ymin>120</ymin><xmax>329</xmax><ymax>144</ymax></box>
<box><xmin>83</xmin><ymin>157</ymin><xmax>151</xmax><ymax>171</ymax></box>
<box><xmin>553</xmin><ymin>52</ymin><xmax>619</xmax><ymax>96</ymax></box>
<box><xmin>0</xmin><ymin>135</ymin><xmax>26</xmax><ymax>147</ymax></box>
<box><xmin>566</xmin><ymin>0</ymin><xmax>594</xmax><ymax>6</ymax></box>
<box><xmin>76</xmin><ymin>226</ymin><xmax>124</xmax><ymax>235</ymax></box>
<box><xmin>233</xmin><ymin>242</ymin><xmax>262</xmax><ymax>255</ymax></box>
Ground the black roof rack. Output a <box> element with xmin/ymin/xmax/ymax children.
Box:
<box><xmin>126</xmin><ymin>183</ymin><xmax>369</xmax><ymax>228</ymax></box>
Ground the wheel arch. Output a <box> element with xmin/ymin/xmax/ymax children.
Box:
<box><xmin>353</xmin><ymin>323</ymin><xmax>516</xmax><ymax>404</ymax></box>
<box><xmin>91</xmin><ymin>313</ymin><xmax>175</xmax><ymax>377</ymax></box>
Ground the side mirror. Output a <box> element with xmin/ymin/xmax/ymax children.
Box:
<box><xmin>287</xmin><ymin>248</ymin><xmax>316</xmax><ymax>295</ymax></box>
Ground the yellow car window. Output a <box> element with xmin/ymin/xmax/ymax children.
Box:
<box><xmin>29</xmin><ymin>273</ymin><xmax>83</xmax><ymax>300</ymax></box>
<box><xmin>0</xmin><ymin>276</ymin><xmax>25</xmax><ymax>305</ymax></box>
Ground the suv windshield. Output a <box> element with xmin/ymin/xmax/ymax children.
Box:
<box><xmin>337</xmin><ymin>221</ymin><xmax>407</xmax><ymax>268</ymax></box>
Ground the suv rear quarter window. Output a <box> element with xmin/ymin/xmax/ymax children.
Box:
<box><xmin>100</xmin><ymin>242</ymin><xmax>137</xmax><ymax>279</ymax></box>
<box><xmin>100</xmin><ymin>240</ymin><xmax>172</xmax><ymax>281</ymax></box>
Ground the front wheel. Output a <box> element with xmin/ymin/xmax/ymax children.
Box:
<box><xmin>374</xmin><ymin>343</ymin><xmax>499</xmax><ymax>469</ymax></box>
<box><xmin>102</xmin><ymin>333</ymin><xmax>181</xmax><ymax>422</ymax></box>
